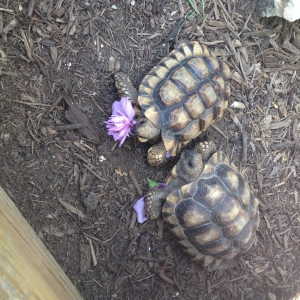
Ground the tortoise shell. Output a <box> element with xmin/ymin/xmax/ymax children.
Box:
<box><xmin>162</xmin><ymin>151</ymin><xmax>260</xmax><ymax>271</ymax></box>
<box><xmin>138</xmin><ymin>41</ymin><xmax>231</xmax><ymax>156</ymax></box>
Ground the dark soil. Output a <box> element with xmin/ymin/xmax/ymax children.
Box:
<box><xmin>0</xmin><ymin>0</ymin><xmax>300</xmax><ymax>299</ymax></box>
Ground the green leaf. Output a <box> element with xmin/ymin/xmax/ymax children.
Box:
<box><xmin>147</xmin><ymin>178</ymin><xmax>159</xmax><ymax>189</ymax></box>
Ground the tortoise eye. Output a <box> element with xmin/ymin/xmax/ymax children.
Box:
<box><xmin>188</xmin><ymin>160</ymin><xmax>193</xmax><ymax>168</ymax></box>
<box><xmin>139</xmin><ymin>120</ymin><xmax>146</xmax><ymax>125</ymax></box>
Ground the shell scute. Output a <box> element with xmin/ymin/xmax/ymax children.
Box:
<box><xmin>174</xmin><ymin>198</ymin><xmax>211</xmax><ymax>228</ymax></box>
<box><xmin>187</xmin><ymin>57</ymin><xmax>209</xmax><ymax>79</ymax></box>
<box><xmin>169</xmin><ymin>106</ymin><xmax>191</xmax><ymax>130</ymax></box>
<box><xmin>184</xmin><ymin>93</ymin><xmax>205</xmax><ymax>119</ymax></box>
<box><xmin>159</xmin><ymin>80</ymin><xmax>185</xmax><ymax>107</ymax></box>
<box><xmin>198</xmin><ymin>82</ymin><xmax>218</xmax><ymax>108</ymax></box>
<box><xmin>171</xmin><ymin>67</ymin><xmax>198</xmax><ymax>92</ymax></box>
<box><xmin>187</xmin><ymin>224</ymin><xmax>222</xmax><ymax>245</ymax></box>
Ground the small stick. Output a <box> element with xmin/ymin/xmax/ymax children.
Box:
<box><xmin>0</xmin><ymin>12</ymin><xmax>3</xmax><ymax>34</ymax></box>
<box><xmin>19</xmin><ymin>29</ymin><xmax>33</xmax><ymax>61</ymax></box>
<box><xmin>55</xmin><ymin>123</ymin><xmax>86</xmax><ymax>130</ymax></box>
<box><xmin>241</xmin><ymin>114</ymin><xmax>248</xmax><ymax>163</ymax></box>
<box><xmin>87</xmin><ymin>237</ymin><xmax>97</xmax><ymax>266</ymax></box>
<box><xmin>156</xmin><ymin>267</ymin><xmax>175</xmax><ymax>285</ymax></box>
<box><xmin>129</xmin><ymin>170</ymin><xmax>143</xmax><ymax>196</ymax></box>
<box><xmin>90</xmin><ymin>97</ymin><xmax>108</xmax><ymax>116</ymax></box>
<box><xmin>11</xmin><ymin>100</ymin><xmax>49</xmax><ymax>107</ymax></box>
<box><xmin>3</xmin><ymin>19</ymin><xmax>17</xmax><ymax>34</ymax></box>
<box><xmin>27</xmin><ymin>0</ymin><xmax>36</xmax><ymax>17</ymax></box>
<box><xmin>32</xmin><ymin>54</ymin><xmax>49</xmax><ymax>78</ymax></box>
<box><xmin>83</xmin><ymin>163</ymin><xmax>108</xmax><ymax>182</ymax></box>
<box><xmin>0</xmin><ymin>8</ymin><xmax>14</xmax><ymax>13</ymax></box>
<box><xmin>46</xmin><ymin>94</ymin><xmax>64</xmax><ymax>114</ymax></box>
<box><xmin>211</xmin><ymin>123</ymin><xmax>228</xmax><ymax>139</ymax></box>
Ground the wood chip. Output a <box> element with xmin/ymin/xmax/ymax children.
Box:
<box><xmin>156</xmin><ymin>267</ymin><xmax>175</xmax><ymax>285</ymax></box>
<box><xmin>80</xmin><ymin>243</ymin><xmax>91</xmax><ymax>274</ymax></box>
<box><xmin>261</xmin><ymin>119</ymin><xmax>292</xmax><ymax>130</ymax></box>
<box><xmin>129</xmin><ymin>170</ymin><xmax>143</xmax><ymax>196</ymax></box>
<box><xmin>58</xmin><ymin>199</ymin><xmax>86</xmax><ymax>219</ymax></box>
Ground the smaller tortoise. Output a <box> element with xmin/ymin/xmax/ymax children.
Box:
<box><xmin>145</xmin><ymin>141</ymin><xmax>260</xmax><ymax>271</ymax></box>
<box><xmin>114</xmin><ymin>41</ymin><xmax>230</xmax><ymax>166</ymax></box>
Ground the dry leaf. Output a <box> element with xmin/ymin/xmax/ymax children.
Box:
<box><xmin>230</xmin><ymin>101</ymin><xmax>246</xmax><ymax>109</ymax></box>
<box><xmin>268</xmin><ymin>293</ymin><xmax>276</xmax><ymax>300</ymax></box>
<box><xmin>115</xmin><ymin>168</ymin><xmax>128</xmax><ymax>176</ymax></box>
<box><xmin>43</xmin><ymin>225</ymin><xmax>65</xmax><ymax>237</ymax></box>
<box><xmin>263</xmin><ymin>115</ymin><xmax>272</xmax><ymax>125</ymax></box>
<box><xmin>50</xmin><ymin>46</ymin><xmax>57</xmax><ymax>64</ymax></box>
<box><xmin>254</xmin><ymin>262</ymin><xmax>269</xmax><ymax>273</ymax></box>
<box><xmin>278</xmin><ymin>100</ymin><xmax>287</xmax><ymax>117</ymax></box>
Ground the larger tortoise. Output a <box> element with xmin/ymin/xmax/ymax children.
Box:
<box><xmin>145</xmin><ymin>141</ymin><xmax>260</xmax><ymax>271</ymax></box>
<box><xmin>114</xmin><ymin>41</ymin><xmax>231</xmax><ymax>166</ymax></box>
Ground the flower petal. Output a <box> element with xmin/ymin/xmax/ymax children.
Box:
<box><xmin>156</xmin><ymin>182</ymin><xmax>166</xmax><ymax>189</ymax></box>
<box><xmin>133</xmin><ymin>197</ymin><xmax>147</xmax><ymax>223</ymax></box>
<box><xmin>120</xmin><ymin>97</ymin><xmax>135</xmax><ymax>120</ymax></box>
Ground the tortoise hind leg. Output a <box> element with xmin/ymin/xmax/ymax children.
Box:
<box><xmin>192</xmin><ymin>141</ymin><xmax>217</xmax><ymax>162</ymax></box>
<box><xmin>147</xmin><ymin>141</ymin><xmax>168</xmax><ymax>166</ymax></box>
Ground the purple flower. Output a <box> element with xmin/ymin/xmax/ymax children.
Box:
<box><xmin>105</xmin><ymin>97</ymin><xmax>136</xmax><ymax>147</ymax></box>
<box><xmin>133</xmin><ymin>197</ymin><xmax>147</xmax><ymax>224</ymax></box>
<box><xmin>133</xmin><ymin>181</ymin><xmax>166</xmax><ymax>224</ymax></box>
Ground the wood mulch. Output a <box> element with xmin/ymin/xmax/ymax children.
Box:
<box><xmin>0</xmin><ymin>0</ymin><xmax>299</xmax><ymax>299</ymax></box>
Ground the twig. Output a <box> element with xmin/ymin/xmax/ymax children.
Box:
<box><xmin>27</xmin><ymin>0</ymin><xmax>36</xmax><ymax>17</ymax></box>
<box><xmin>83</xmin><ymin>163</ymin><xmax>108</xmax><ymax>182</ymax></box>
<box><xmin>58</xmin><ymin>199</ymin><xmax>86</xmax><ymax>219</ymax></box>
<box><xmin>11</xmin><ymin>100</ymin><xmax>50</xmax><ymax>107</ymax></box>
<box><xmin>84</xmin><ymin>229</ymin><xmax>119</xmax><ymax>245</ymax></box>
<box><xmin>87</xmin><ymin>237</ymin><xmax>97</xmax><ymax>266</ymax></box>
<box><xmin>156</xmin><ymin>267</ymin><xmax>175</xmax><ymax>285</ymax></box>
<box><xmin>0</xmin><ymin>12</ymin><xmax>3</xmax><ymax>34</ymax></box>
<box><xmin>136</xmin><ymin>274</ymin><xmax>156</xmax><ymax>282</ymax></box>
<box><xmin>19</xmin><ymin>28</ymin><xmax>33</xmax><ymax>61</ymax></box>
<box><xmin>129</xmin><ymin>170</ymin><xmax>143</xmax><ymax>196</ymax></box>
<box><xmin>90</xmin><ymin>97</ymin><xmax>108</xmax><ymax>116</ymax></box>
<box><xmin>55</xmin><ymin>123</ymin><xmax>86</xmax><ymax>130</ymax></box>
<box><xmin>0</xmin><ymin>8</ymin><xmax>14</xmax><ymax>13</ymax></box>
<box><xmin>211</xmin><ymin>124</ymin><xmax>228</xmax><ymax>139</ymax></box>
<box><xmin>46</xmin><ymin>94</ymin><xmax>64</xmax><ymax>114</ymax></box>
<box><xmin>32</xmin><ymin>53</ymin><xmax>49</xmax><ymax>78</ymax></box>
<box><xmin>241</xmin><ymin>114</ymin><xmax>248</xmax><ymax>163</ymax></box>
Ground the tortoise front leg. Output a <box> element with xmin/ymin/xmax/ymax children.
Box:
<box><xmin>145</xmin><ymin>176</ymin><xmax>186</xmax><ymax>219</ymax></box>
<box><xmin>145</xmin><ymin>189</ymin><xmax>167</xmax><ymax>220</ymax></box>
<box><xmin>192</xmin><ymin>141</ymin><xmax>217</xmax><ymax>162</ymax></box>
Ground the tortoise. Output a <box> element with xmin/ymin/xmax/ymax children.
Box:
<box><xmin>114</xmin><ymin>41</ymin><xmax>231</xmax><ymax>166</ymax></box>
<box><xmin>145</xmin><ymin>141</ymin><xmax>260</xmax><ymax>271</ymax></box>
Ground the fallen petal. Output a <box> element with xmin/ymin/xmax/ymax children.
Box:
<box><xmin>155</xmin><ymin>182</ymin><xmax>166</xmax><ymax>189</ymax></box>
<box><xmin>133</xmin><ymin>197</ymin><xmax>147</xmax><ymax>223</ymax></box>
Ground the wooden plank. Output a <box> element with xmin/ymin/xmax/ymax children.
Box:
<box><xmin>0</xmin><ymin>186</ymin><xmax>83</xmax><ymax>300</ymax></box>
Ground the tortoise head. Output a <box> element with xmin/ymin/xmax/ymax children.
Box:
<box><xmin>132</xmin><ymin>116</ymin><xmax>160</xmax><ymax>141</ymax></box>
<box><xmin>176</xmin><ymin>149</ymin><xmax>203</xmax><ymax>183</ymax></box>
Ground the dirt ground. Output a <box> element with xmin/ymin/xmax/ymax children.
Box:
<box><xmin>1</xmin><ymin>0</ymin><xmax>300</xmax><ymax>299</ymax></box>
